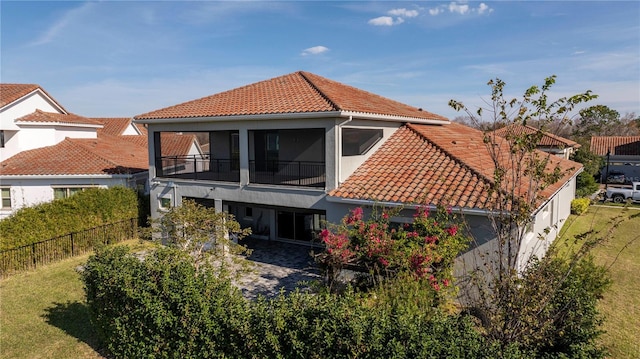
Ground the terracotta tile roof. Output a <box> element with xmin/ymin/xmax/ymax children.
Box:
<box><xmin>0</xmin><ymin>134</ymin><xmax>148</xmax><ymax>176</ymax></box>
<box><xmin>590</xmin><ymin>136</ymin><xmax>640</xmax><ymax>156</ymax></box>
<box><xmin>329</xmin><ymin>122</ymin><xmax>581</xmax><ymax>211</ymax></box>
<box><xmin>94</xmin><ymin>117</ymin><xmax>136</xmax><ymax>136</ymax></box>
<box><xmin>16</xmin><ymin>109</ymin><xmax>103</xmax><ymax>126</ymax></box>
<box><xmin>1</xmin><ymin>84</ymin><xmax>40</xmax><ymax>107</ymax></box>
<box><xmin>160</xmin><ymin>133</ymin><xmax>199</xmax><ymax>157</ymax></box>
<box><xmin>0</xmin><ymin>83</ymin><xmax>67</xmax><ymax>112</ymax></box>
<box><xmin>492</xmin><ymin>124</ymin><xmax>580</xmax><ymax>148</ymax></box>
<box><xmin>135</xmin><ymin>71</ymin><xmax>447</xmax><ymax>122</ymax></box>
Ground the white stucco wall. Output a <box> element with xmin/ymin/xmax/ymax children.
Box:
<box><xmin>338</xmin><ymin>121</ymin><xmax>401</xmax><ymax>183</ymax></box>
<box><xmin>0</xmin><ymin>90</ymin><xmax>66</xmax><ymax>160</ymax></box>
<box><xmin>0</xmin><ymin>176</ymin><xmax>138</xmax><ymax>219</ymax></box>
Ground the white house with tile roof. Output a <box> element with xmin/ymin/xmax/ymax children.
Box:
<box><xmin>135</xmin><ymin>71</ymin><xmax>582</xmax><ymax>271</ymax></box>
<box><xmin>0</xmin><ymin>84</ymin><xmax>154</xmax><ymax>219</ymax></box>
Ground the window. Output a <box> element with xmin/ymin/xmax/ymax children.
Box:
<box><xmin>342</xmin><ymin>128</ymin><xmax>383</xmax><ymax>156</ymax></box>
<box><xmin>53</xmin><ymin>187</ymin><xmax>88</xmax><ymax>200</ymax></box>
<box><xmin>1</xmin><ymin>187</ymin><xmax>11</xmax><ymax>209</ymax></box>
<box><xmin>0</xmin><ymin>130</ymin><xmax>5</xmax><ymax>148</ymax></box>
<box><xmin>159</xmin><ymin>197</ymin><xmax>172</xmax><ymax>209</ymax></box>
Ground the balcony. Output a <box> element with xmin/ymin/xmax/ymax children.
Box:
<box><xmin>250</xmin><ymin>160</ymin><xmax>325</xmax><ymax>188</ymax></box>
<box><xmin>156</xmin><ymin>155</ymin><xmax>239</xmax><ymax>182</ymax></box>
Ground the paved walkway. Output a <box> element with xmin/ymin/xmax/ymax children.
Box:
<box><xmin>234</xmin><ymin>238</ymin><xmax>322</xmax><ymax>299</ymax></box>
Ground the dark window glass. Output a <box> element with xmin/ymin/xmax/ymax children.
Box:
<box><xmin>342</xmin><ymin>128</ymin><xmax>383</xmax><ymax>156</ymax></box>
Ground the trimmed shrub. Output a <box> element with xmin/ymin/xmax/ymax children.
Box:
<box><xmin>83</xmin><ymin>246</ymin><xmax>532</xmax><ymax>359</ymax></box>
<box><xmin>571</xmin><ymin>198</ymin><xmax>591</xmax><ymax>215</ymax></box>
<box><xmin>0</xmin><ymin>187</ymin><xmax>138</xmax><ymax>250</ymax></box>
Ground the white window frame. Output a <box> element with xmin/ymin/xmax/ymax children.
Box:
<box><xmin>1</xmin><ymin>187</ymin><xmax>11</xmax><ymax>209</ymax></box>
<box><xmin>52</xmin><ymin>186</ymin><xmax>93</xmax><ymax>200</ymax></box>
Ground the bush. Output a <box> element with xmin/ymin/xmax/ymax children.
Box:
<box><xmin>83</xmin><ymin>245</ymin><xmax>526</xmax><ymax>358</ymax></box>
<box><xmin>575</xmin><ymin>171</ymin><xmax>600</xmax><ymax>198</ymax></box>
<box><xmin>0</xmin><ymin>187</ymin><xmax>138</xmax><ymax>250</ymax></box>
<box><xmin>571</xmin><ymin>198</ymin><xmax>591</xmax><ymax>215</ymax></box>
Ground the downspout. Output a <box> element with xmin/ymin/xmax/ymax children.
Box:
<box><xmin>336</xmin><ymin>115</ymin><xmax>353</xmax><ymax>187</ymax></box>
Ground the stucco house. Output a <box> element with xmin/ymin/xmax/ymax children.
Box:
<box><xmin>492</xmin><ymin>124</ymin><xmax>581</xmax><ymax>159</ymax></box>
<box><xmin>0</xmin><ymin>84</ymin><xmax>151</xmax><ymax>219</ymax></box>
<box><xmin>134</xmin><ymin>71</ymin><xmax>582</xmax><ymax>270</ymax></box>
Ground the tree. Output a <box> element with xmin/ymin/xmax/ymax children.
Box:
<box><xmin>573</xmin><ymin>105</ymin><xmax>621</xmax><ymax>141</ymax></box>
<box><xmin>146</xmin><ymin>199</ymin><xmax>252</xmax><ymax>276</ymax></box>
<box><xmin>449</xmin><ymin>76</ymin><xmax>613</xmax><ymax>356</ymax></box>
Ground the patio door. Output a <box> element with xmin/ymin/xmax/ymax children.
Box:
<box><xmin>277</xmin><ymin>210</ymin><xmax>325</xmax><ymax>242</ymax></box>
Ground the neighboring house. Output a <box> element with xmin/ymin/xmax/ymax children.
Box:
<box><xmin>590</xmin><ymin>136</ymin><xmax>640</xmax><ymax>183</ymax></box>
<box><xmin>491</xmin><ymin>124</ymin><xmax>580</xmax><ymax>159</ymax></box>
<box><xmin>0</xmin><ymin>84</ymin><xmax>152</xmax><ymax>219</ymax></box>
<box><xmin>0</xmin><ymin>117</ymin><xmax>150</xmax><ymax>219</ymax></box>
<box><xmin>134</xmin><ymin>71</ymin><xmax>582</xmax><ymax>270</ymax></box>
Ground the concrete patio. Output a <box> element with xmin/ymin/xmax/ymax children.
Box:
<box><xmin>234</xmin><ymin>237</ymin><xmax>322</xmax><ymax>299</ymax></box>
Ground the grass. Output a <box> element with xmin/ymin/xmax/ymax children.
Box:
<box><xmin>2</xmin><ymin>214</ymin><xmax>638</xmax><ymax>358</ymax></box>
<box><xmin>556</xmin><ymin>206</ymin><xmax>640</xmax><ymax>359</ymax></box>
<box><xmin>0</xmin><ymin>239</ymin><xmax>155</xmax><ymax>359</ymax></box>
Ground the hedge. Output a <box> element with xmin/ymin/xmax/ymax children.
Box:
<box><xmin>83</xmin><ymin>246</ymin><xmax>532</xmax><ymax>359</ymax></box>
<box><xmin>0</xmin><ymin>187</ymin><xmax>138</xmax><ymax>250</ymax></box>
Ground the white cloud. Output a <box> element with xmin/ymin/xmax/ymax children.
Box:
<box><xmin>477</xmin><ymin>3</ymin><xmax>492</xmax><ymax>15</ymax></box>
<box><xmin>301</xmin><ymin>46</ymin><xmax>329</xmax><ymax>56</ymax></box>
<box><xmin>29</xmin><ymin>2</ymin><xmax>96</xmax><ymax>46</ymax></box>
<box><xmin>388</xmin><ymin>8</ymin><xmax>418</xmax><ymax>18</ymax></box>
<box><xmin>428</xmin><ymin>2</ymin><xmax>492</xmax><ymax>16</ymax></box>
<box><xmin>369</xmin><ymin>16</ymin><xmax>394</xmax><ymax>26</ymax></box>
<box><xmin>448</xmin><ymin>2</ymin><xmax>470</xmax><ymax>15</ymax></box>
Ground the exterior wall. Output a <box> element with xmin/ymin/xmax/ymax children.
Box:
<box><xmin>338</xmin><ymin>121</ymin><xmax>401</xmax><ymax>183</ymax></box>
<box><xmin>0</xmin><ymin>91</ymin><xmax>65</xmax><ymax>160</ymax></box>
<box><xmin>0</xmin><ymin>91</ymin><xmax>63</xmax><ymax>131</ymax></box>
<box><xmin>0</xmin><ymin>176</ymin><xmax>140</xmax><ymax>219</ymax></box>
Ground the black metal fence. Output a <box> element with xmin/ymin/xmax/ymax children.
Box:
<box><xmin>0</xmin><ymin>218</ymin><xmax>137</xmax><ymax>278</ymax></box>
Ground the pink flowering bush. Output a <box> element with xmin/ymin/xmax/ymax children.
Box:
<box><xmin>318</xmin><ymin>205</ymin><xmax>469</xmax><ymax>297</ymax></box>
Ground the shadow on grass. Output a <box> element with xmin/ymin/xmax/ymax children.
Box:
<box><xmin>42</xmin><ymin>301</ymin><xmax>109</xmax><ymax>358</ymax></box>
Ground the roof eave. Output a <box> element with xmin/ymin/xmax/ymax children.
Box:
<box><xmin>0</xmin><ymin>173</ymin><xmax>145</xmax><ymax>180</ymax></box>
<box><xmin>15</xmin><ymin>121</ymin><xmax>103</xmax><ymax>129</ymax></box>
<box><xmin>325</xmin><ymin>195</ymin><xmax>498</xmax><ymax>216</ymax></box>
<box><xmin>134</xmin><ymin>110</ymin><xmax>449</xmax><ymax>125</ymax></box>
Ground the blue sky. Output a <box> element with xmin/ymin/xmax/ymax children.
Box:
<box><xmin>2</xmin><ymin>1</ymin><xmax>639</xmax><ymax>120</ymax></box>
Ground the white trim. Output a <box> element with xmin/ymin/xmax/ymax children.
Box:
<box><xmin>134</xmin><ymin>110</ymin><xmax>450</xmax><ymax>125</ymax></box>
<box><xmin>0</xmin><ymin>174</ymin><xmax>141</xmax><ymax>180</ymax></box>
<box><xmin>15</xmin><ymin>121</ymin><xmax>103</xmax><ymax>129</ymax></box>
<box><xmin>0</xmin><ymin>88</ymin><xmax>67</xmax><ymax>114</ymax></box>
<box><xmin>325</xmin><ymin>195</ymin><xmax>499</xmax><ymax>216</ymax></box>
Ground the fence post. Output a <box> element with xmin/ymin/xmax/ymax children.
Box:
<box><xmin>32</xmin><ymin>243</ymin><xmax>36</xmax><ymax>269</ymax></box>
<box><xmin>71</xmin><ymin>232</ymin><xmax>75</xmax><ymax>256</ymax></box>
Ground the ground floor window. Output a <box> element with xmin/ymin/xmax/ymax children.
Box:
<box><xmin>1</xmin><ymin>187</ymin><xmax>11</xmax><ymax>209</ymax></box>
<box><xmin>53</xmin><ymin>186</ymin><xmax>90</xmax><ymax>200</ymax></box>
<box><xmin>277</xmin><ymin>210</ymin><xmax>325</xmax><ymax>242</ymax></box>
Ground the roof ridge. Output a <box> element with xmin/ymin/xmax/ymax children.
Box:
<box><xmin>406</xmin><ymin>123</ymin><xmax>498</xmax><ymax>189</ymax></box>
<box><xmin>298</xmin><ymin>71</ymin><xmax>341</xmax><ymax>111</ymax></box>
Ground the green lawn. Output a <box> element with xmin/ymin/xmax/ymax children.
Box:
<box><xmin>556</xmin><ymin>206</ymin><xmax>640</xmax><ymax>359</ymax></box>
<box><xmin>0</xmin><ymin>240</ymin><xmax>154</xmax><ymax>359</ymax></box>
<box><xmin>1</xmin><ymin>214</ymin><xmax>638</xmax><ymax>358</ymax></box>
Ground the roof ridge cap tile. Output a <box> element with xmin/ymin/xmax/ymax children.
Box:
<box><xmin>406</xmin><ymin>123</ymin><xmax>498</xmax><ymax>187</ymax></box>
<box><xmin>298</xmin><ymin>71</ymin><xmax>341</xmax><ymax>111</ymax></box>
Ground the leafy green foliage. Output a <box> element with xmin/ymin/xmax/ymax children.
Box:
<box><xmin>450</xmin><ymin>77</ymin><xmax>612</xmax><ymax>357</ymax></box>
<box><xmin>0</xmin><ymin>187</ymin><xmax>138</xmax><ymax>250</ymax></box>
<box><xmin>317</xmin><ymin>206</ymin><xmax>468</xmax><ymax>304</ymax></box>
<box><xmin>575</xmin><ymin>172</ymin><xmax>600</xmax><ymax>198</ymax></box>
<box><xmin>571</xmin><ymin>198</ymin><xmax>591</xmax><ymax>215</ymax></box>
<box><xmin>573</xmin><ymin>105</ymin><xmax>621</xmax><ymax>140</ymax></box>
<box><xmin>144</xmin><ymin>199</ymin><xmax>252</xmax><ymax>277</ymax></box>
<box><xmin>83</xmin><ymin>245</ymin><xmax>529</xmax><ymax>358</ymax></box>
